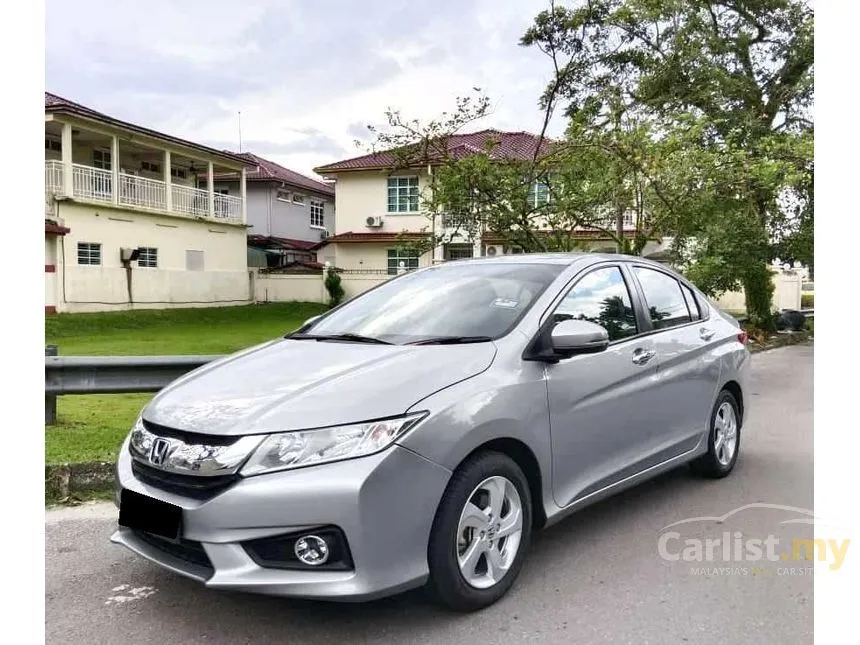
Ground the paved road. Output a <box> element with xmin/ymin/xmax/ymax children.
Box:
<box><xmin>46</xmin><ymin>344</ymin><xmax>814</xmax><ymax>645</ymax></box>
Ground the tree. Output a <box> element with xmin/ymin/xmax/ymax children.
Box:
<box><xmin>324</xmin><ymin>267</ymin><xmax>345</xmax><ymax>308</ymax></box>
<box><xmin>522</xmin><ymin>0</ymin><xmax>814</xmax><ymax>328</ymax></box>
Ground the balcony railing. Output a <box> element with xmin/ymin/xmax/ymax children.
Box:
<box><xmin>45</xmin><ymin>161</ymin><xmax>243</xmax><ymax>225</ymax></box>
<box><xmin>73</xmin><ymin>164</ymin><xmax>113</xmax><ymax>202</ymax></box>
<box><xmin>45</xmin><ymin>160</ymin><xmax>63</xmax><ymax>193</ymax></box>
<box><xmin>119</xmin><ymin>173</ymin><xmax>167</xmax><ymax>211</ymax></box>
<box><xmin>214</xmin><ymin>193</ymin><xmax>243</xmax><ymax>221</ymax></box>
<box><xmin>171</xmin><ymin>183</ymin><xmax>212</xmax><ymax>218</ymax></box>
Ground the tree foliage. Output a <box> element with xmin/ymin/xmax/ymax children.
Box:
<box><xmin>522</xmin><ymin>0</ymin><xmax>814</xmax><ymax>327</ymax></box>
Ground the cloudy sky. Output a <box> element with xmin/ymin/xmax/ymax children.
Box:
<box><xmin>46</xmin><ymin>0</ymin><xmax>567</xmax><ymax>178</ymax></box>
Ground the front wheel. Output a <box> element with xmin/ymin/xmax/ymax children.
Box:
<box><xmin>426</xmin><ymin>451</ymin><xmax>532</xmax><ymax>612</ymax></box>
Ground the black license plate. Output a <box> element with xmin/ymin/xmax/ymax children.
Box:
<box><xmin>119</xmin><ymin>489</ymin><xmax>182</xmax><ymax>540</ymax></box>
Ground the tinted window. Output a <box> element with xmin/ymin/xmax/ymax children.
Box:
<box><xmin>307</xmin><ymin>262</ymin><xmax>564</xmax><ymax>343</ymax></box>
<box><xmin>681</xmin><ymin>284</ymin><xmax>701</xmax><ymax>321</ymax></box>
<box><xmin>554</xmin><ymin>266</ymin><xmax>638</xmax><ymax>341</ymax></box>
<box><xmin>634</xmin><ymin>267</ymin><xmax>691</xmax><ymax>329</ymax></box>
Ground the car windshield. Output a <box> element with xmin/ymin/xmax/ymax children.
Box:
<box><xmin>301</xmin><ymin>262</ymin><xmax>565</xmax><ymax>344</ymax></box>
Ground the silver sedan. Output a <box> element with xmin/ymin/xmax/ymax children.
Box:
<box><xmin>111</xmin><ymin>253</ymin><xmax>750</xmax><ymax>612</ymax></box>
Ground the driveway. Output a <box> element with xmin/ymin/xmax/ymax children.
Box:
<box><xmin>46</xmin><ymin>344</ymin><xmax>814</xmax><ymax>645</ymax></box>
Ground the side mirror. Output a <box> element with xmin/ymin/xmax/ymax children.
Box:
<box><xmin>550</xmin><ymin>319</ymin><xmax>609</xmax><ymax>356</ymax></box>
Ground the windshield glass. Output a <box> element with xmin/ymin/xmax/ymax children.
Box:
<box><xmin>303</xmin><ymin>262</ymin><xmax>565</xmax><ymax>344</ymax></box>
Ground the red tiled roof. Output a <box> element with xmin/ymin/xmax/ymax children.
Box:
<box><xmin>45</xmin><ymin>92</ymin><xmax>252</xmax><ymax>168</ymax></box>
<box><xmin>316</xmin><ymin>231</ymin><xmax>430</xmax><ymax>248</ymax></box>
<box><xmin>482</xmin><ymin>229</ymin><xmax>634</xmax><ymax>244</ymax></box>
<box><xmin>45</xmin><ymin>220</ymin><xmax>70</xmax><ymax>235</ymax></box>
<box><xmin>315</xmin><ymin>129</ymin><xmax>554</xmax><ymax>173</ymax></box>
<box><xmin>232</xmin><ymin>152</ymin><xmax>334</xmax><ymax>196</ymax></box>
<box><xmin>247</xmin><ymin>234</ymin><xmax>319</xmax><ymax>251</ymax></box>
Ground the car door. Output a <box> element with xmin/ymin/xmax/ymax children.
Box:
<box><xmin>543</xmin><ymin>263</ymin><xmax>663</xmax><ymax>509</ymax></box>
<box><xmin>628</xmin><ymin>265</ymin><xmax>723</xmax><ymax>452</ymax></box>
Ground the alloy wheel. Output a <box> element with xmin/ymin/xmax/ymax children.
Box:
<box><xmin>455</xmin><ymin>475</ymin><xmax>523</xmax><ymax>589</ymax></box>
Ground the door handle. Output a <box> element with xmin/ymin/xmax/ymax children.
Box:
<box><xmin>632</xmin><ymin>348</ymin><xmax>656</xmax><ymax>365</ymax></box>
<box><xmin>699</xmin><ymin>327</ymin><xmax>716</xmax><ymax>341</ymax></box>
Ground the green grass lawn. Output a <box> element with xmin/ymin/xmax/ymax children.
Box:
<box><xmin>45</xmin><ymin>302</ymin><xmax>327</xmax><ymax>464</ymax></box>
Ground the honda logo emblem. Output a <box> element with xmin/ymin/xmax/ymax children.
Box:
<box><xmin>149</xmin><ymin>438</ymin><xmax>172</xmax><ymax>466</ymax></box>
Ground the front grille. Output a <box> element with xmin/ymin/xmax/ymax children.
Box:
<box><xmin>142</xmin><ymin>419</ymin><xmax>238</xmax><ymax>446</ymax></box>
<box><xmin>131</xmin><ymin>459</ymin><xmax>238</xmax><ymax>501</ymax></box>
<box><xmin>134</xmin><ymin>531</ymin><xmax>213</xmax><ymax>573</ymax></box>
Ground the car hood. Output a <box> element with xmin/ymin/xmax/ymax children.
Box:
<box><xmin>143</xmin><ymin>338</ymin><xmax>497</xmax><ymax>436</ymax></box>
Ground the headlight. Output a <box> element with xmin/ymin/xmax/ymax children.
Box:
<box><xmin>240</xmin><ymin>412</ymin><xmax>427</xmax><ymax>476</ymax></box>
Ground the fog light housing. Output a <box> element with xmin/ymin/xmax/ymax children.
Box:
<box><xmin>242</xmin><ymin>526</ymin><xmax>353</xmax><ymax>571</ymax></box>
<box><xmin>294</xmin><ymin>535</ymin><xmax>329</xmax><ymax>566</ymax></box>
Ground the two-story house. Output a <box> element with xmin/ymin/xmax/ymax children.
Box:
<box><xmin>214</xmin><ymin>152</ymin><xmax>335</xmax><ymax>269</ymax></box>
<box><xmin>44</xmin><ymin>92</ymin><xmax>255</xmax><ymax>313</ymax></box>
<box><xmin>313</xmin><ymin>129</ymin><xmax>640</xmax><ymax>275</ymax></box>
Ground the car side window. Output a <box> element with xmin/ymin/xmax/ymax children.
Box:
<box><xmin>633</xmin><ymin>267</ymin><xmax>692</xmax><ymax>330</ymax></box>
<box><xmin>681</xmin><ymin>284</ymin><xmax>701</xmax><ymax>321</ymax></box>
<box><xmin>554</xmin><ymin>266</ymin><xmax>638</xmax><ymax>341</ymax></box>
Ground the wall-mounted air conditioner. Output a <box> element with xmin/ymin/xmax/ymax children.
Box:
<box><xmin>484</xmin><ymin>245</ymin><xmax>504</xmax><ymax>257</ymax></box>
<box><xmin>319</xmin><ymin>229</ymin><xmax>329</xmax><ymax>240</ymax></box>
<box><xmin>365</xmin><ymin>215</ymin><xmax>383</xmax><ymax>228</ymax></box>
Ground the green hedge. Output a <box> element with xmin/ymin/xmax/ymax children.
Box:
<box><xmin>801</xmin><ymin>294</ymin><xmax>814</xmax><ymax>308</ymax></box>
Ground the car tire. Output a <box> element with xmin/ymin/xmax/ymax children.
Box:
<box><xmin>690</xmin><ymin>390</ymin><xmax>742</xmax><ymax>478</ymax></box>
<box><xmin>426</xmin><ymin>450</ymin><xmax>532</xmax><ymax>612</ymax></box>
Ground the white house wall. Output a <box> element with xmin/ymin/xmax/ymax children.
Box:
<box><xmin>333</xmin><ymin>170</ymin><xmax>432</xmax><ymax>235</ymax></box>
<box><xmin>54</xmin><ymin>201</ymin><xmax>250</xmax><ymax>312</ymax></box>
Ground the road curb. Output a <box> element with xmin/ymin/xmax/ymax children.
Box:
<box><xmin>46</xmin><ymin>462</ymin><xmax>115</xmax><ymax>504</ymax></box>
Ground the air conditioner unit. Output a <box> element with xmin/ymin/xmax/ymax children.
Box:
<box><xmin>319</xmin><ymin>229</ymin><xmax>329</xmax><ymax>240</ymax></box>
<box><xmin>365</xmin><ymin>215</ymin><xmax>383</xmax><ymax>228</ymax></box>
<box><xmin>485</xmin><ymin>245</ymin><xmax>504</xmax><ymax>257</ymax></box>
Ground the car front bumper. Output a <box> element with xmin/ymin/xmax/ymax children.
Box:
<box><xmin>111</xmin><ymin>440</ymin><xmax>452</xmax><ymax>601</ymax></box>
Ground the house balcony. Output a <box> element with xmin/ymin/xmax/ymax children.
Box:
<box><xmin>45</xmin><ymin>160</ymin><xmax>244</xmax><ymax>224</ymax></box>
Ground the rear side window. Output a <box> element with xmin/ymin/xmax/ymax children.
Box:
<box><xmin>554</xmin><ymin>266</ymin><xmax>638</xmax><ymax>341</ymax></box>
<box><xmin>633</xmin><ymin>267</ymin><xmax>692</xmax><ymax>330</ymax></box>
<box><xmin>681</xmin><ymin>284</ymin><xmax>701</xmax><ymax>321</ymax></box>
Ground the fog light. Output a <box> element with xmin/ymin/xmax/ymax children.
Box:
<box><xmin>294</xmin><ymin>535</ymin><xmax>329</xmax><ymax>566</ymax></box>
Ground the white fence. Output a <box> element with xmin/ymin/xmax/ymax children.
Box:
<box><xmin>253</xmin><ymin>270</ymin><xmax>394</xmax><ymax>305</ymax></box>
<box><xmin>715</xmin><ymin>269</ymin><xmax>803</xmax><ymax>313</ymax></box>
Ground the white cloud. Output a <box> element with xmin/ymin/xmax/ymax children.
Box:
<box><xmin>46</xmin><ymin>0</ymin><xmax>565</xmax><ymax>177</ymax></box>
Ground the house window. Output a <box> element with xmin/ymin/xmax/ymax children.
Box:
<box><xmin>277</xmin><ymin>189</ymin><xmax>291</xmax><ymax>202</ymax></box>
<box><xmin>387</xmin><ymin>176</ymin><xmax>419</xmax><ymax>212</ymax></box>
<box><xmin>138</xmin><ymin>247</ymin><xmax>158</xmax><ymax>268</ymax></box>
<box><xmin>387</xmin><ymin>248</ymin><xmax>419</xmax><ymax>275</ymax></box>
<box><xmin>45</xmin><ymin>138</ymin><xmax>61</xmax><ymax>152</ymax></box>
<box><xmin>292</xmin><ymin>193</ymin><xmax>305</xmax><ymax>205</ymax></box>
<box><xmin>310</xmin><ymin>201</ymin><xmax>325</xmax><ymax>228</ymax></box>
<box><xmin>186</xmin><ymin>250</ymin><xmax>204</xmax><ymax>271</ymax></box>
<box><xmin>77</xmin><ymin>242</ymin><xmax>102</xmax><ymax>266</ymax></box>
<box><xmin>170</xmin><ymin>167</ymin><xmax>187</xmax><ymax>180</ymax></box>
<box><xmin>92</xmin><ymin>149</ymin><xmax>112</xmax><ymax>171</ymax></box>
<box><xmin>527</xmin><ymin>181</ymin><xmax>549</xmax><ymax>207</ymax></box>
<box><xmin>141</xmin><ymin>161</ymin><xmax>161</xmax><ymax>173</ymax></box>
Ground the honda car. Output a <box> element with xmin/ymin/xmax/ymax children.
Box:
<box><xmin>112</xmin><ymin>253</ymin><xmax>749</xmax><ymax>612</ymax></box>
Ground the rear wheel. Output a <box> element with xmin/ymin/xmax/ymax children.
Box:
<box><xmin>690</xmin><ymin>390</ymin><xmax>741</xmax><ymax>478</ymax></box>
<box><xmin>426</xmin><ymin>451</ymin><xmax>532</xmax><ymax>612</ymax></box>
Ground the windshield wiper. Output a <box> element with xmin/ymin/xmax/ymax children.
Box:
<box><xmin>408</xmin><ymin>336</ymin><xmax>494</xmax><ymax>346</ymax></box>
<box><xmin>287</xmin><ymin>333</ymin><xmax>393</xmax><ymax>345</ymax></box>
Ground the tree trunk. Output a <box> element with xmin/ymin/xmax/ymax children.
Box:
<box><xmin>615</xmin><ymin>207</ymin><xmax>624</xmax><ymax>254</ymax></box>
<box><xmin>742</xmin><ymin>264</ymin><xmax>775</xmax><ymax>330</ymax></box>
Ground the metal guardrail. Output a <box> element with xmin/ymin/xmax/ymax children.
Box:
<box><xmin>44</xmin><ymin>349</ymin><xmax>224</xmax><ymax>424</ymax></box>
